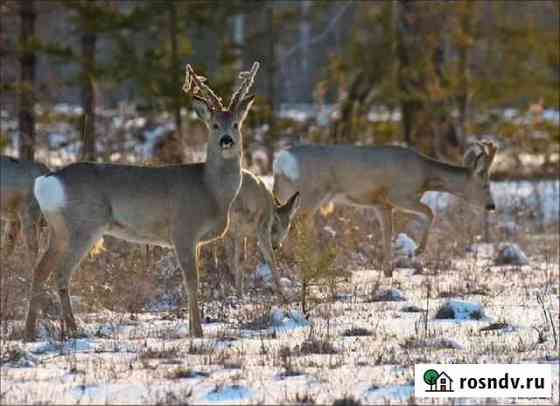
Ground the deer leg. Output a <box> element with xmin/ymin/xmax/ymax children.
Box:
<box><xmin>223</xmin><ymin>236</ymin><xmax>241</xmax><ymax>297</ymax></box>
<box><xmin>376</xmin><ymin>206</ymin><xmax>394</xmax><ymax>277</ymax></box>
<box><xmin>2</xmin><ymin>220</ymin><xmax>20</xmax><ymax>257</ymax></box>
<box><xmin>20</xmin><ymin>210</ymin><xmax>39</xmax><ymax>260</ymax></box>
<box><xmin>24</xmin><ymin>237</ymin><xmax>63</xmax><ymax>341</ymax></box>
<box><xmin>233</xmin><ymin>237</ymin><xmax>243</xmax><ymax>296</ymax></box>
<box><xmin>394</xmin><ymin>199</ymin><xmax>434</xmax><ymax>256</ymax></box>
<box><xmin>175</xmin><ymin>240</ymin><xmax>203</xmax><ymax>337</ymax></box>
<box><xmin>25</xmin><ymin>217</ymin><xmax>104</xmax><ymax>341</ymax></box>
<box><xmin>53</xmin><ymin>234</ymin><xmax>102</xmax><ymax>334</ymax></box>
<box><xmin>257</xmin><ymin>223</ymin><xmax>287</xmax><ymax>300</ymax></box>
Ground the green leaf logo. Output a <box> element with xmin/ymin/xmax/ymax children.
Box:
<box><xmin>423</xmin><ymin>369</ymin><xmax>439</xmax><ymax>385</ymax></box>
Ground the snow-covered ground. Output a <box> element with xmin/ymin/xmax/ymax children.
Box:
<box><xmin>2</xmin><ymin>254</ymin><xmax>558</xmax><ymax>405</ymax></box>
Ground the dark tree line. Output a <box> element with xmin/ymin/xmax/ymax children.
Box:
<box><xmin>1</xmin><ymin>1</ymin><xmax>558</xmax><ymax>162</ymax></box>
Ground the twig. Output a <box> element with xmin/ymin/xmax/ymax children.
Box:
<box><xmin>536</xmin><ymin>293</ymin><xmax>558</xmax><ymax>348</ymax></box>
<box><xmin>279</xmin><ymin>3</ymin><xmax>352</xmax><ymax>79</ymax></box>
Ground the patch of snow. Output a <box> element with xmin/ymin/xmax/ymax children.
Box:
<box><xmin>279</xmin><ymin>277</ymin><xmax>293</xmax><ymax>289</ymax></box>
<box><xmin>492</xmin><ymin>180</ymin><xmax>559</xmax><ymax>226</ymax></box>
<box><xmin>70</xmin><ymin>383</ymin><xmax>149</xmax><ymax>404</ymax></box>
<box><xmin>495</xmin><ymin>242</ymin><xmax>529</xmax><ymax>266</ymax></box>
<box><xmin>255</xmin><ymin>262</ymin><xmax>273</xmax><ymax>284</ymax></box>
<box><xmin>140</xmin><ymin>123</ymin><xmax>176</xmax><ymax>159</ymax></box>
<box><xmin>393</xmin><ymin>233</ymin><xmax>417</xmax><ymax>257</ymax></box>
<box><xmin>53</xmin><ymin>103</ymin><xmax>83</xmax><ymax>116</ymax></box>
<box><xmin>270</xmin><ymin>309</ymin><xmax>310</xmax><ymax>333</ymax></box>
<box><xmin>421</xmin><ymin>180</ymin><xmax>559</xmax><ymax>226</ymax></box>
<box><xmin>29</xmin><ymin>338</ymin><xmax>99</xmax><ymax>355</ymax></box>
<box><xmin>203</xmin><ymin>385</ymin><xmax>254</xmax><ymax>403</ymax></box>
<box><xmin>365</xmin><ymin>384</ymin><xmax>414</xmax><ymax>402</ymax></box>
<box><xmin>543</xmin><ymin>109</ymin><xmax>560</xmax><ymax>124</ymax></box>
<box><xmin>465</xmin><ymin>243</ymin><xmax>495</xmax><ymax>258</ymax></box>
<box><xmin>367</xmin><ymin>107</ymin><xmax>401</xmax><ymax>123</ymax></box>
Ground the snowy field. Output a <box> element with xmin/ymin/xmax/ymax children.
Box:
<box><xmin>1</xmin><ymin>105</ymin><xmax>558</xmax><ymax>404</ymax></box>
<box><xmin>1</xmin><ymin>250</ymin><xmax>559</xmax><ymax>404</ymax></box>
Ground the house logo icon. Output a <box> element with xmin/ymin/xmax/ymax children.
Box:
<box><xmin>423</xmin><ymin>369</ymin><xmax>454</xmax><ymax>392</ymax></box>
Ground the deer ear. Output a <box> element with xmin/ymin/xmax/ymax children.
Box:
<box><xmin>287</xmin><ymin>192</ymin><xmax>301</xmax><ymax>218</ymax></box>
<box><xmin>278</xmin><ymin>192</ymin><xmax>300</xmax><ymax>218</ymax></box>
<box><xmin>236</xmin><ymin>94</ymin><xmax>255</xmax><ymax>122</ymax></box>
<box><xmin>192</xmin><ymin>98</ymin><xmax>211</xmax><ymax>122</ymax></box>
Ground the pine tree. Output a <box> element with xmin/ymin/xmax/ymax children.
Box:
<box><xmin>17</xmin><ymin>0</ymin><xmax>36</xmax><ymax>160</ymax></box>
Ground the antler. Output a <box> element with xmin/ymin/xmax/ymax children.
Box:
<box><xmin>182</xmin><ymin>65</ymin><xmax>224</xmax><ymax>111</ymax></box>
<box><xmin>480</xmin><ymin>140</ymin><xmax>498</xmax><ymax>162</ymax></box>
<box><xmin>228</xmin><ymin>62</ymin><xmax>260</xmax><ymax>110</ymax></box>
<box><xmin>464</xmin><ymin>142</ymin><xmax>484</xmax><ymax>168</ymax></box>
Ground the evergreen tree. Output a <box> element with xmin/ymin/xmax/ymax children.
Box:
<box><xmin>17</xmin><ymin>0</ymin><xmax>36</xmax><ymax>160</ymax></box>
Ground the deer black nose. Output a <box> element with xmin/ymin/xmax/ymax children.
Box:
<box><xmin>486</xmin><ymin>203</ymin><xmax>496</xmax><ymax>211</ymax></box>
<box><xmin>219</xmin><ymin>135</ymin><xmax>234</xmax><ymax>149</ymax></box>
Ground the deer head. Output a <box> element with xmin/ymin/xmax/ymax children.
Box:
<box><xmin>463</xmin><ymin>141</ymin><xmax>498</xmax><ymax>211</ymax></box>
<box><xmin>271</xmin><ymin>192</ymin><xmax>301</xmax><ymax>249</ymax></box>
<box><xmin>183</xmin><ymin>63</ymin><xmax>259</xmax><ymax>159</ymax></box>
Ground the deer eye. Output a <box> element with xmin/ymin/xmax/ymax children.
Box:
<box><xmin>233</xmin><ymin>122</ymin><xmax>238</xmax><ymax>129</ymax></box>
<box><xmin>212</xmin><ymin>123</ymin><xmax>219</xmax><ymax>130</ymax></box>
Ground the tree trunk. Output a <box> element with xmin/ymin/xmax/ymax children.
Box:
<box><xmin>267</xmin><ymin>5</ymin><xmax>276</xmax><ymax>132</ymax></box>
<box><xmin>80</xmin><ymin>25</ymin><xmax>96</xmax><ymax>161</ymax></box>
<box><xmin>457</xmin><ymin>1</ymin><xmax>475</xmax><ymax>145</ymax></box>
<box><xmin>168</xmin><ymin>2</ymin><xmax>182</xmax><ymax>136</ymax></box>
<box><xmin>300</xmin><ymin>1</ymin><xmax>312</xmax><ymax>102</ymax></box>
<box><xmin>396</xmin><ymin>0</ymin><xmax>419</xmax><ymax>147</ymax></box>
<box><xmin>331</xmin><ymin>71</ymin><xmax>368</xmax><ymax>143</ymax></box>
<box><xmin>18</xmin><ymin>0</ymin><xmax>36</xmax><ymax>160</ymax></box>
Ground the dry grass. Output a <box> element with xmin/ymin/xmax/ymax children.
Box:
<box><xmin>0</xmin><ymin>198</ymin><xmax>558</xmax><ymax>404</ymax></box>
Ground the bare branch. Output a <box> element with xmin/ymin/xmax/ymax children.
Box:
<box><xmin>280</xmin><ymin>3</ymin><xmax>352</xmax><ymax>66</ymax></box>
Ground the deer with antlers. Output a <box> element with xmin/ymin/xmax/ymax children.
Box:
<box><xmin>24</xmin><ymin>63</ymin><xmax>260</xmax><ymax>340</ymax></box>
<box><xmin>273</xmin><ymin>141</ymin><xmax>497</xmax><ymax>277</ymax></box>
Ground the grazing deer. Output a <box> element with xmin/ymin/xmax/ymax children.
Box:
<box><xmin>273</xmin><ymin>142</ymin><xmax>497</xmax><ymax>277</ymax></box>
<box><xmin>24</xmin><ymin>63</ymin><xmax>260</xmax><ymax>341</ymax></box>
<box><xmin>1</xmin><ymin>156</ymin><xmax>49</xmax><ymax>258</ymax></box>
<box><xmin>224</xmin><ymin>169</ymin><xmax>299</xmax><ymax>295</ymax></box>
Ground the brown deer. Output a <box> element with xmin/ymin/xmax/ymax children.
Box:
<box><xmin>1</xmin><ymin>155</ymin><xmax>49</xmax><ymax>258</ymax></box>
<box><xmin>24</xmin><ymin>62</ymin><xmax>260</xmax><ymax>341</ymax></box>
<box><xmin>273</xmin><ymin>142</ymin><xmax>497</xmax><ymax>277</ymax></box>
<box><xmin>224</xmin><ymin>169</ymin><xmax>299</xmax><ymax>295</ymax></box>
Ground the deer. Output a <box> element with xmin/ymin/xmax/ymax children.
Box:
<box><xmin>1</xmin><ymin>155</ymin><xmax>49</xmax><ymax>258</ymax></box>
<box><xmin>223</xmin><ymin>169</ymin><xmax>300</xmax><ymax>296</ymax></box>
<box><xmin>272</xmin><ymin>141</ymin><xmax>497</xmax><ymax>277</ymax></box>
<box><xmin>23</xmin><ymin>62</ymin><xmax>260</xmax><ymax>341</ymax></box>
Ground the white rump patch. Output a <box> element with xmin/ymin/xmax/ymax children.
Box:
<box><xmin>34</xmin><ymin>175</ymin><xmax>65</xmax><ymax>212</ymax></box>
<box><xmin>273</xmin><ymin>150</ymin><xmax>299</xmax><ymax>182</ymax></box>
